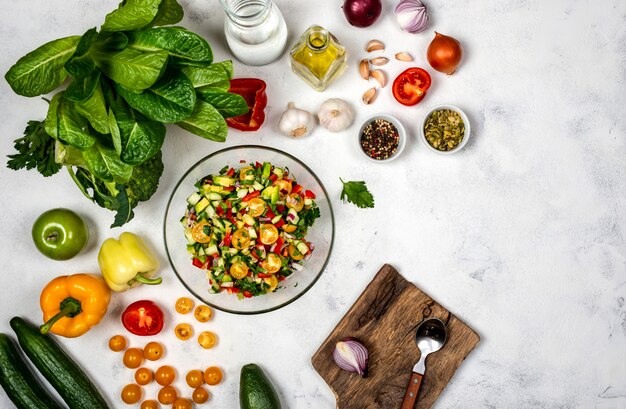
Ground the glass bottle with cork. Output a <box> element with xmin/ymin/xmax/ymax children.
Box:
<box><xmin>289</xmin><ymin>25</ymin><xmax>347</xmax><ymax>91</ymax></box>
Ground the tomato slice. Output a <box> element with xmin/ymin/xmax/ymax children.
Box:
<box><xmin>392</xmin><ymin>67</ymin><xmax>432</xmax><ymax>106</ymax></box>
<box><xmin>122</xmin><ymin>300</ymin><xmax>164</xmax><ymax>336</ymax></box>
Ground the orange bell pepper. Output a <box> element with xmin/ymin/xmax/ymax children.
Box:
<box><xmin>39</xmin><ymin>274</ymin><xmax>111</xmax><ymax>338</ymax></box>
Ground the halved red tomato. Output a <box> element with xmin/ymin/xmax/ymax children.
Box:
<box><xmin>392</xmin><ymin>67</ymin><xmax>432</xmax><ymax>106</ymax></box>
<box><xmin>122</xmin><ymin>300</ymin><xmax>164</xmax><ymax>336</ymax></box>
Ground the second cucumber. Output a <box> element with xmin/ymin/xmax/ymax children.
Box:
<box><xmin>0</xmin><ymin>333</ymin><xmax>63</xmax><ymax>409</ymax></box>
<box><xmin>10</xmin><ymin>317</ymin><xmax>109</xmax><ymax>409</ymax></box>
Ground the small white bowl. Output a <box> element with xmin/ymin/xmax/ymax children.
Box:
<box><xmin>419</xmin><ymin>105</ymin><xmax>471</xmax><ymax>155</ymax></box>
<box><xmin>357</xmin><ymin>114</ymin><xmax>407</xmax><ymax>163</ymax></box>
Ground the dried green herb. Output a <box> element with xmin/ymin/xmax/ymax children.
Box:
<box><xmin>424</xmin><ymin>109</ymin><xmax>464</xmax><ymax>151</ymax></box>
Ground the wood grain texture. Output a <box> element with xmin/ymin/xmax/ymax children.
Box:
<box><xmin>311</xmin><ymin>264</ymin><xmax>480</xmax><ymax>409</ymax></box>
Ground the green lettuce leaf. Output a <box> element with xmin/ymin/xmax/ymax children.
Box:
<box><xmin>102</xmin><ymin>0</ymin><xmax>162</xmax><ymax>32</ymax></box>
<box><xmin>64</xmin><ymin>70</ymin><xmax>100</xmax><ymax>102</ymax></box>
<box><xmin>177</xmin><ymin>100</ymin><xmax>227</xmax><ymax>142</ymax></box>
<box><xmin>92</xmin><ymin>48</ymin><xmax>168</xmax><ymax>91</ymax></box>
<box><xmin>75</xmin><ymin>80</ymin><xmax>109</xmax><ymax>134</ymax></box>
<box><xmin>57</xmin><ymin>98</ymin><xmax>96</xmax><ymax>149</ymax></box>
<box><xmin>5</xmin><ymin>36</ymin><xmax>80</xmax><ymax>97</ymax></box>
<box><xmin>116</xmin><ymin>70</ymin><xmax>196</xmax><ymax>123</ymax></box>
<box><xmin>196</xmin><ymin>91</ymin><xmax>248</xmax><ymax>118</ymax></box>
<box><xmin>127</xmin><ymin>27</ymin><xmax>212</xmax><ymax>66</ymax></box>
<box><xmin>150</xmin><ymin>0</ymin><xmax>184</xmax><ymax>27</ymax></box>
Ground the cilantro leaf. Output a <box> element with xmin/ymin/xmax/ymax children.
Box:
<box><xmin>7</xmin><ymin>120</ymin><xmax>60</xmax><ymax>177</ymax></box>
<box><xmin>340</xmin><ymin>178</ymin><xmax>374</xmax><ymax>208</ymax></box>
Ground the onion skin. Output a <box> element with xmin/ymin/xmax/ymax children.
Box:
<box><xmin>343</xmin><ymin>0</ymin><xmax>382</xmax><ymax>28</ymax></box>
<box><xmin>427</xmin><ymin>32</ymin><xmax>463</xmax><ymax>75</ymax></box>
<box><xmin>333</xmin><ymin>338</ymin><xmax>369</xmax><ymax>377</ymax></box>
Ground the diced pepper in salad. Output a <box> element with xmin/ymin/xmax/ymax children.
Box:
<box><xmin>181</xmin><ymin>162</ymin><xmax>321</xmax><ymax>299</ymax></box>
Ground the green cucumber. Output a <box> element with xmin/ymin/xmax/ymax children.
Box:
<box><xmin>10</xmin><ymin>317</ymin><xmax>109</xmax><ymax>409</ymax></box>
<box><xmin>0</xmin><ymin>333</ymin><xmax>63</xmax><ymax>409</ymax></box>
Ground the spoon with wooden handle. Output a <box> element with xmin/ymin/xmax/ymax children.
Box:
<box><xmin>401</xmin><ymin>318</ymin><xmax>447</xmax><ymax>409</ymax></box>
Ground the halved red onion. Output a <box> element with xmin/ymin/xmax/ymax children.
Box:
<box><xmin>333</xmin><ymin>338</ymin><xmax>369</xmax><ymax>377</ymax></box>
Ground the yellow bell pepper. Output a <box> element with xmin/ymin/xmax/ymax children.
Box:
<box><xmin>98</xmin><ymin>232</ymin><xmax>161</xmax><ymax>292</ymax></box>
<box><xmin>40</xmin><ymin>274</ymin><xmax>111</xmax><ymax>338</ymax></box>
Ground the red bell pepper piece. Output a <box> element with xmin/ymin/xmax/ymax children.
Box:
<box><xmin>216</xmin><ymin>206</ymin><xmax>225</xmax><ymax>216</ymax></box>
<box><xmin>242</xmin><ymin>190</ymin><xmax>261</xmax><ymax>202</ymax></box>
<box><xmin>226</xmin><ymin>167</ymin><xmax>235</xmax><ymax>177</ymax></box>
<box><xmin>243</xmin><ymin>290</ymin><xmax>253</xmax><ymax>298</ymax></box>
<box><xmin>292</xmin><ymin>184</ymin><xmax>303</xmax><ymax>194</ymax></box>
<box><xmin>229</xmin><ymin>287</ymin><xmax>240</xmax><ymax>294</ymax></box>
<box><xmin>269</xmin><ymin>174</ymin><xmax>278</xmax><ymax>182</ymax></box>
<box><xmin>223</xmin><ymin>230</ymin><xmax>232</xmax><ymax>247</ymax></box>
<box><xmin>276</xmin><ymin>205</ymin><xmax>286</xmax><ymax>213</ymax></box>
<box><xmin>258</xmin><ymin>273</ymin><xmax>272</xmax><ymax>278</ymax></box>
<box><xmin>275</xmin><ymin>236</ymin><xmax>284</xmax><ymax>251</ymax></box>
<box><xmin>274</xmin><ymin>219</ymin><xmax>285</xmax><ymax>228</ymax></box>
<box><xmin>226</xmin><ymin>78</ymin><xmax>267</xmax><ymax>132</ymax></box>
<box><xmin>305</xmin><ymin>190</ymin><xmax>316</xmax><ymax>199</ymax></box>
<box><xmin>222</xmin><ymin>186</ymin><xmax>235</xmax><ymax>192</ymax></box>
<box><xmin>255</xmin><ymin>161</ymin><xmax>262</xmax><ymax>169</ymax></box>
<box><xmin>265</xmin><ymin>209</ymin><xmax>276</xmax><ymax>219</ymax></box>
<box><xmin>278</xmin><ymin>276</ymin><xmax>286</xmax><ymax>281</ymax></box>
<box><xmin>192</xmin><ymin>257</ymin><xmax>205</xmax><ymax>269</ymax></box>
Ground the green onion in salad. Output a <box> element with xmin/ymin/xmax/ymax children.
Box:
<box><xmin>181</xmin><ymin>161</ymin><xmax>320</xmax><ymax>299</ymax></box>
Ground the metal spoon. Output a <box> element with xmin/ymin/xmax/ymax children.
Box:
<box><xmin>400</xmin><ymin>318</ymin><xmax>448</xmax><ymax>409</ymax></box>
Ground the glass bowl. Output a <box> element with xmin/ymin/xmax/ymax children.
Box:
<box><xmin>163</xmin><ymin>145</ymin><xmax>334</xmax><ymax>314</ymax></box>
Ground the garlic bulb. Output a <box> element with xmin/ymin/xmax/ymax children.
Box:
<box><xmin>278</xmin><ymin>102</ymin><xmax>316</xmax><ymax>138</ymax></box>
<box><xmin>318</xmin><ymin>98</ymin><xmax>354</xmax><ymax>132</ymax></box>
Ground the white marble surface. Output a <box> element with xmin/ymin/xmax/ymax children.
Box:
<box><xmin>1</xmin><ymin>0</ymin><xmax>625</xmax><ymax>408</ymax></box>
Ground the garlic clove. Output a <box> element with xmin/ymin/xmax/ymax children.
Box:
<box><xmin>365</xmin><ymin>39</ymin><xmax>385</xmax><ymax>53</ymax></box>
<box><xmin>369</xmin><ymin>57</ymin><xmax>389</xmax><ymax>66</ymax></box>
<box><xmin>362</xmin><ymin>88</ymin><xmax>377</xmax><ymax>105</ymax></box>
<box><xmin>395</xmin><ymin>51</ymin><xmax>414</xmax><ymax>62</ymax></box>
<box><xmin>370</xmin><ymin>70</ymin><xmax>386</xmax><ymax>88</ymax></box>
<box><xmin>359</xmin><ymin>59</ymin><xmax>370</xmax><ymax>80</ymax></box>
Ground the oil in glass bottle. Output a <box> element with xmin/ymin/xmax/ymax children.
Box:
<box><xmin>289</xmin><ymin>25</ymin><xmax>347</xmax><ymax>91</ymax></box>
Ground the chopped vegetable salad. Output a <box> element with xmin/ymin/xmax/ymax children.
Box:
<box><xmin>182</xmin><ymin>162</ymin><xmax>320</xmax><ymax>299</ymax></box>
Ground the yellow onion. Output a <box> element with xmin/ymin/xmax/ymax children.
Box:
<box><xmin>426</xmin><ymin>32</ymin><xmax>463</xmax><ymax>75</ymax></box>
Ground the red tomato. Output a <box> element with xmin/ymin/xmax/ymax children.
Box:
<box><xmin>122</xmin><ymin>300</ymin><xmax>164</xmax><ymax>336</ymax></box>
<box><xmin>392</xmin><ymin>67</ymin><xmax>432</xmax><ymax>106</ymax></box>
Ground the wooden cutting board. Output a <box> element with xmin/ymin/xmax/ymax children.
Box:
<box><xmin>312</xmin><ymin>264</ymin><xmax>480</xmax><ymax>409</ymax></box>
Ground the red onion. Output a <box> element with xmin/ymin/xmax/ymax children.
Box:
<box><xmin>333</xmin><ymin>338</ymin><xmax>369</xmax><ymax>377</ymax></box>
<box><xmin>343</xmin><ymin>0</ymin><xmax>382</xmax><ymax>28</ymax></box>
<box><xmin>395</xmin><ymin>0</ymin><xmax>428</xmax><ymax>33</ymax></box>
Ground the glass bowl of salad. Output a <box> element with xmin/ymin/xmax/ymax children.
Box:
<box><xmin>164</xmin><ymin>145</ymin><xmax>334</xmax><ymax>314</ymax></box>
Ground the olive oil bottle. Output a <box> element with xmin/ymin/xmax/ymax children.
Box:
<box><xmin>289</xmin><ymin>25</ymin><xmax>347</xmax><ymax>91</ymax></box>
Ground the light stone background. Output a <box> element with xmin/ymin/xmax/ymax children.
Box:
<box><xmin>1</xmin><ymin>0</ymin><xmax>625</xmax><ymax>408</ymax></box>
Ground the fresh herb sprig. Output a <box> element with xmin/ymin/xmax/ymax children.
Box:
<box><xmin>7</xmin><ymin>120</ymin><xmax>60</xmax><ymax>177</ymax></box>
<box><xmin>339</xmin><ymin>178</ymin><xmax>375</xmax><ymax>209</ymax></box>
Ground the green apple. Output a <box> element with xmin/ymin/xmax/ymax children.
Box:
<box><xmin>32</xmin><ymin>208</ymin><xmax>89</xmax><ymax>260</ymax></box>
